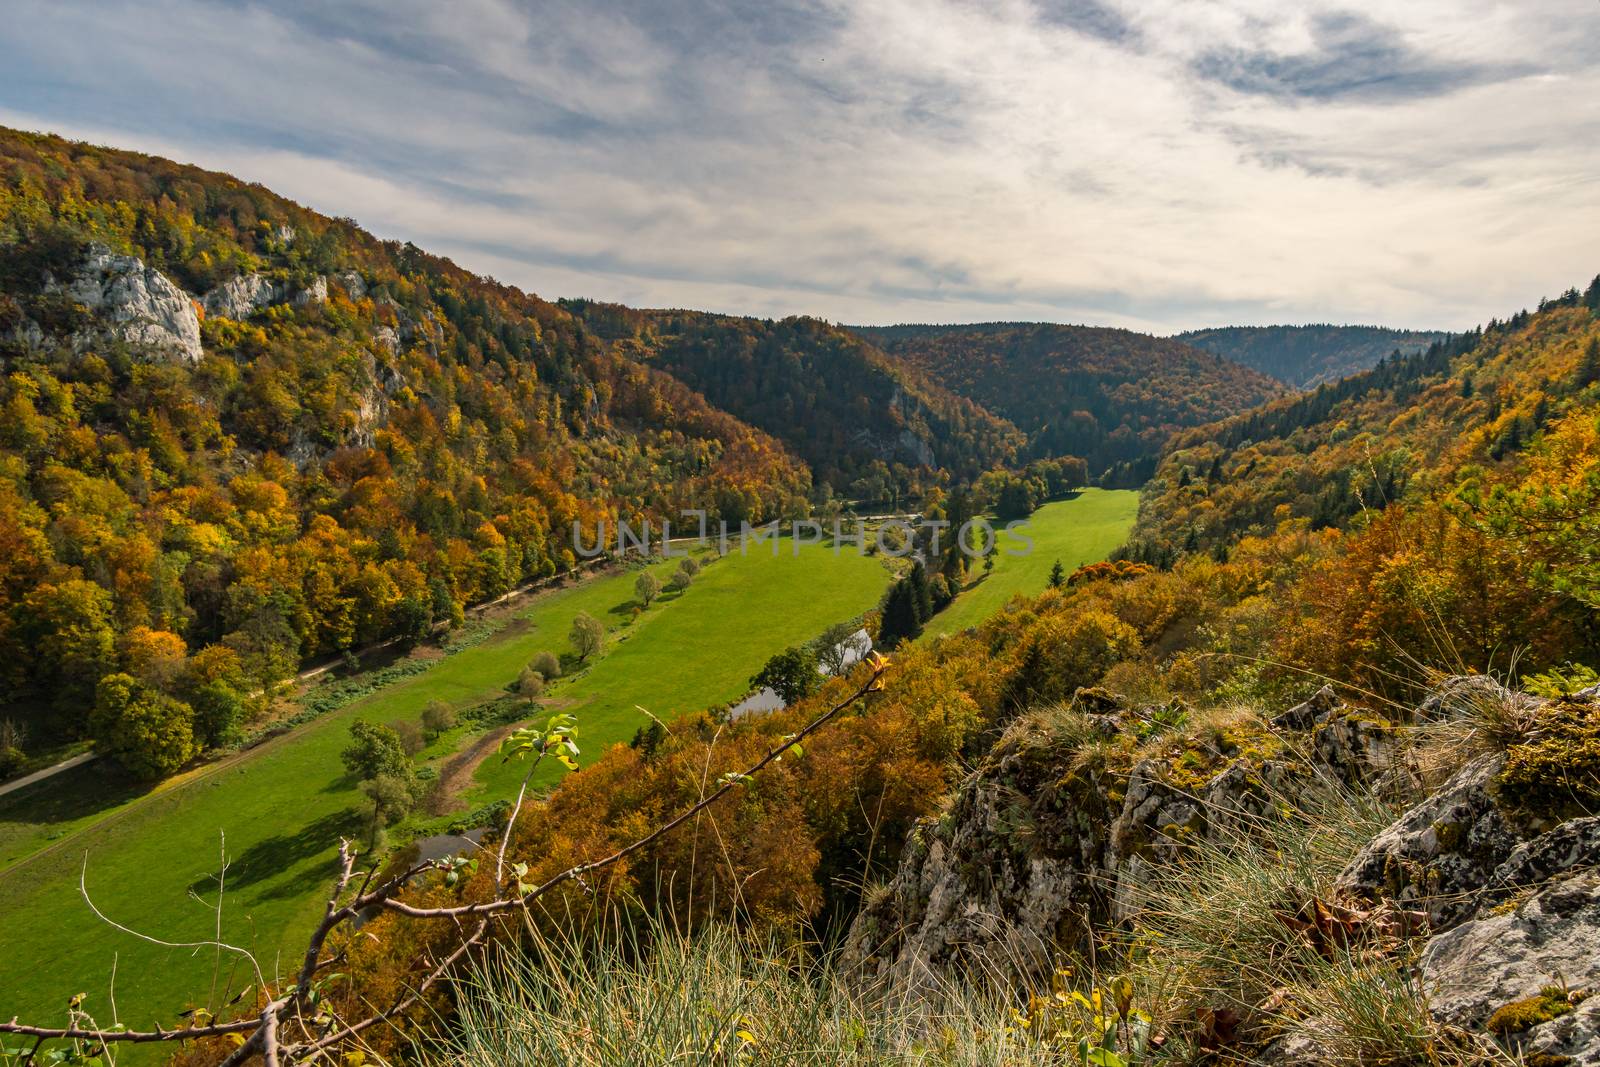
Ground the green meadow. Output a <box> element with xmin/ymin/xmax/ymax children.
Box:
<box><xmin>921</xmin><ymin>489</ymin><xmax>1139</xmax><ymax>639</ymax></box>
<box><xmin>0</xmin><ymin>542</ymin><xmax>888</xmax><ymax>1056</ymax></box>
<box><xmin>469</xmin><ymin>540</ymin><xmax>888</xmax><ymax>799</ymax></box>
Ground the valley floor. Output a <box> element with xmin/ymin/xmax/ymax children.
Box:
<box><xmin>921</xmin><ymin>488</ymin><xmax>1140</xmax><ymax>639</ymax></box>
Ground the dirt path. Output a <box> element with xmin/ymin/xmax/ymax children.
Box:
<box><xmin>430</xmin><ymin>723</ymin><xmax>520</xmax><ymax>815</ymax></box>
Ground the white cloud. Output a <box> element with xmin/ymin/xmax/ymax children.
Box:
<box><xmin>2</xmin><ymin>0</ymin><xmax>1596</xmax><ymax>332</ymax></box>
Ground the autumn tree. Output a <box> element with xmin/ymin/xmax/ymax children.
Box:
<box><xmin>19</xmin><ymin>578</ymin><xmax>117</xmax><ymax>719</ymax></box>
<box><xmin>635</xmin><ymin>570</ymin><xmax>662</xmax><ymax>609</ymax></box>
<box><xmin>569</xmin><ymin>611</ymin><xmax>604</xmax><ymax>663</ymax></box>
<box><xmin>89</xmin><ymin>673</ymin><xmax>197</xmax><ymax>779</ymax></box>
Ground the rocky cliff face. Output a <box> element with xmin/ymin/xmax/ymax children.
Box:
<box><xmin>844</xmin><ymin>678</ymin><xmax>1600</xmax><ymax>1064</ymax></box>
<box><xmin>202</xmin><ymin>271</ymin><xmax>282</xmax><ymax>320</ymax></box>
<box><xmin>45</xmin><ymin>244</ymin><xmax>204</xmax><ymax>363</ymax></box>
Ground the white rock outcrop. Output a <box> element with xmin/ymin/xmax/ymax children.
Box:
<box><xmin>334</xmin><ymin>270</ymin><xmax>367</xmax><ymax>300</ymax></box>
<box><xmin>202</xmin><ymin>273</ymin><xmax>281</xmax><ymax>320</ymax></box>
<box><xmin>295</xmin><ymin>276</ymin><xmax>329</xmax><ymax>306</ymax></box>
<box><xmin>49</xmin><ymin>245</ymin><xmax>203</xmax><ymax>364</ymax></box>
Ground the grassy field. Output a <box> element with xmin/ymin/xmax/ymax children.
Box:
<box><xmin>920</xmin><ymin>488</ymin><xmax>1139</xmax><ymax>639</ymax></box>
<box><xmin>0</xmin><ymin>543</ymin><xmax>888</xmax><ymax>1057</ymax></box>
<box><xmin>470</xmin><ymin>541</ymin><xmax>888</xmax><ymax>799</ymax></box>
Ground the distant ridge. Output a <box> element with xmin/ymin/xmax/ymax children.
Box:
<box><xmin>1176</xmin><ymin>323</ymin><xmax>1449</xmax><ymax>389</ymax></box>
<box><xmin>852</xmin><ymin>321</ymin><xmax>1286</xmax><ymax>485</ymax></box>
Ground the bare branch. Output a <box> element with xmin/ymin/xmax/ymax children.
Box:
<box><xmin>79</xmin><ymin>852</ymin><xmax>267</xmax><ymax>994</ymax></box>
<box><xmin>495</xmin><ymin>751</ymin><xmax>545</xmax><ymax>884</ymax></box>
<box><xmin>0</xmin><ymin>1018</ymin><xmax>257</xmax><ymax>1044</ymax></box>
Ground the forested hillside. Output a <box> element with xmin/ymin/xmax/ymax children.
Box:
<box><xmin>1176</xmin><ymin>323</ymin><xmax>1450</xmax><ymax>387</ymax></box>
<box><xmin>569</xmin><ymin>302</ymin><xmax>1023</xmax><ymax>505</ymax></box>
<box><xmin>0</xmin><ymin>128</ymin><xmax>811</xmax><ymax>768</ymax></box>
<box><xmin>856</xmin><ymin>322</ymin><xmax>1285</xmax><ymax>484</ymax></box>
<box><xmin>1129</xmin><ymin>285</ymin><xmax>1600</xmax><ymax>563</ymax></box>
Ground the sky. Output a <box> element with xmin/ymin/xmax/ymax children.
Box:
<box><xmin>2</xmin><ymin>0</ymin><xmax>1597</xmax><ymax>333</ymax></box>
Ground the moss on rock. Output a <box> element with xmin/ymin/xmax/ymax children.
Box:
<box><xmin>1493</xmin><ymin>701</ymin><xmax>1600</xmax><ymax>825</ymax></box>
<box><xmin>1485</xmin><ymin>986</ymin><xmax>1582</xmax><ymax>1036</ymax></box>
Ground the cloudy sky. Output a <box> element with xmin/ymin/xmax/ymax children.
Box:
<box><xmin>3</xmin><ymin>0</ymin><xmax>1597</xmax><ymax>332</ymax></box>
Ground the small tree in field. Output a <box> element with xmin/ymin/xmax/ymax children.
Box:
<box><xmin>751</xmin><ymin>646</ymin><xmax>820</xmax><ymax>705</ymax></box>
<box><xmin>666</xmin><ymin>569</ymin><xmax>692</xmax><ymax>594</ymax></box>
<box><xmin>341</xmin><ymin>721</ymin><xmax>420</xmax><ymax>844</ymax></box>
<box><xmin>570</xmin><ymin>611</ymin><xmax>604</xmax><ymax>663</ymax></box>
<box><xmin>518</xmin><ymin>667</ymin><xmax>545</xmax><ymax>697</ymax></box>
<box><xmin>678</xmin><ymin>556</ymin><xmax>701</xmax><ymax>577</ymax></box>
<box><xmin>636</xmin><ymin>570</ymin><xmax>662</xmax><ymax>609</ymax></box>
<box><xmin>1049</xmin><ymin>559</ymin><xmax>1066</xmax><ymax>588</ymax></box>
<box><xmin>360</xmin><ymin>774</ymin><xmax>417</xmax><ymax>848</ymax></box>
<box><xmin>421</xmin><ymin>700</ymin><xmax>456</xmax><ymax>739</ymax></box>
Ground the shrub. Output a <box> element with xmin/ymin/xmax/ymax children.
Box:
<box><xmin>518</xmin><ymin>668</ymin><xmax>545</xmax><ymax>697</ymax></box>
<box><xmin>677</xmin><ymin>556</ymin><xmax>701</xmax><ymax>578</ymax></box>
<box><xmin>392</xmin><ymin>719</ymin><xmax>426</xmax><ymax>755</ymax></box>
<box><xmin>530</xmin><ymin>651</ymin><xmax>562</xmax><ymax>680</ymax></box>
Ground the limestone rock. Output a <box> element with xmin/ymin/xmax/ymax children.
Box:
<box><xmin>4</xmin><ymin>316</ymin><xmax>46</xmax><ymax>350</ymax></box>
<box><xmin>896</xmin><ymin>427</ymin><xmax>936</xmax><ymax>468</ymax></box>
<box><xmin>1106</xmin><ymin>758</ymin><xmax>1203</xmax><ymax>923</ymax></box>
<box><xmin>294</xmin><ymin>276</ymin><xmax>329</xmax><ymax>306</ymax></box>
<box><xmin>1271</xmin><ymin>684</ymin><xmax>1338</xmax><ymax>731</ymax></box>
<box><xmin>1311</xmin><ymin>708</ymin><xmax>1403</xmax><ymax>784</ymax></box>
<box><xmin>202</xmin><ymin>273</ymin><xmax>281</xmax><ymax>320</ymax></box>
<box><xmin>334</xmin><ymin>270</ymin><xmax>367</xmax><ymax>300</ymax></box>
<box><xmin>1422</xmin><ymin>869</ymin><xmax>1600</xmax><ymax>1063</ymax></box>
<box><xmin>841</xmin><ymin>730</ymin><xmax>1115</xmax><ymax>994</ymax></box>
<box><xmin>1334</xmin><ymin>753</ymin><xmax>1523</xmax><ymax>929</ymax></box>
<box><xmin>49</xmin><ymin>245</ymin><xmax>202</xmax><ymax>364</ymax></box>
